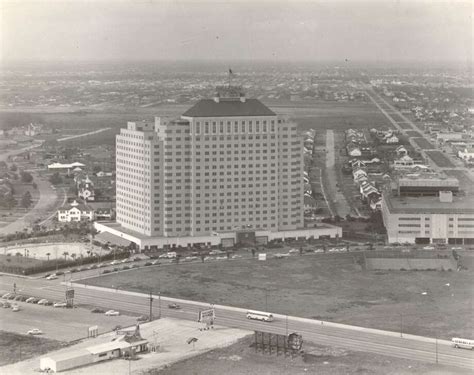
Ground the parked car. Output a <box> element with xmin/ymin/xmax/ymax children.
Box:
<box><xmin>25</xmin><ymin>297</ymin><xmax>36</xmax><ymax>303</ymax></box>
<box><xmin>209</xmin><ymin>250</ymin><xmax>225</xmax><ymax>256</ymax></box>
<box><xmin>70</xmin><ymin>268</ymin><xmax>79</xmax><ymax>273</ymax></box>
<box><xmin>105</xmin><ymin>310</ymin><xmax>120</xmax><ymax>316</ymax></box>
<box><xmin>37</xmin><ymin>299</ymin><xmax>49</xmax><ymax>305</ymax></box>
<box><xmin>131</xmin><ymin>264</ymin><xmax>139</xmax><ymax>268</ymax></box>
<box><xmin>44</xmin><ymin>301</ymin><xmax>53</xmax><ymax>306</ymax></box>
<box><xmin>6</xmin><ymin>294</ymin><xmax>16</xmax><ymax>300</ymax></box>
<box><xmin>2</xmin><ymin>301</ymin><xmax>11</xmax><ymax>308</ymax></box>
<box><xmin>12</xmin><ymin>305</ymin><xmax>20</xmax><ymax>312</ymax></box>
<box><xmin>136</xmin><ymin>315</ymin><xmax>148</xmax><ymax>322</ymax></box>
<box><xmin>121</xmin><ymin>258</ymin><xmax>131</xmax><ymax>263</ymax></box>
<box><xmin>91</xmin><ymin>308</ymin><xmax>105</xmax><ymax>313</ymax></box>
<box><xmin>110</xmin><ymin>260</ymin><xmax>120</xmax><ymax>265</ymax></box>
<box><xmin>168</xmin><ymin>303</ymin><xmax>181</xmax><ymax>309</ymax></box>
<box><xmin>27</xmin><ymin>329</ymin><xmax>43</xmax><ymax>335</ymax></box>
<box><xmin>46</xmin><ymin>274</ymin><xmax>58</xmax><ymax>280</ymax></box>
<box><xmin>151</xmin><ymin>260</ymin><xmax>161</xmax><ymax>265</ymax></box>
<box><xmin>288</xmin><ymin>248</ymin><xmax>299</xmax><ymax>254</ymax></box>
<box><xmin>423</xmin><ymin>246</ymin><xmax>435</xmax><ymax>250</ymax></box>
<box><xmin>1</xmin><ymin>293</ymin><xmax>11</xmax><ymax>299</ymax></box>
<box><xmin>53</xmin><ymin>302</ymin><xmax>67</xmax><ymax>308</ymax></box>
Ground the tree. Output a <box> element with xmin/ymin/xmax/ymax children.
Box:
<box><xmin>299</xmin><ymin>247</ymin><xmax>303</xmax><ymax>256</ymax></box>
<box><xmin>49</xmin><ymin>172</ymin><xmax>62</xmax><ymax>185</ymax></box>
<box><xmin>200</xmin><ymin>253</ymin><xmax>205</xmax><ymax>263</ymax></box>
<box><xmin>32</xmin><ymin>182</ymin><xmax>37</xmax><ymax>190</ymax></box>
<box><xmin>46</xmin><ymin>252</ymin><xmax>51</xmax><ymax>261</ymax></box>
<box><xmin>20</xmin><ymin>171</ymin><xmax>33</xmax><ymax>183</ymax></box>
<box><xmin>71</xmin><ymin>253</ymin><xmax>76</xmax><ymax>262</ymax></box>
<box><xmin>251</xmin><ymin>248</ymin><xmax>256</xmax><ymax>258</ymax></box>
<box><xmin>62</xmin><ymin>251</ymin><xmax>69</xmax><ymax>261</ymax></box>
<box><xmin>175</xmin><ymin>254</ymin><xmax>182</xmax><ymax>264</ymax></box>
<box><xmin>10</xmin><ymin>164</ymin><xmax>17</xmax><ymax>172</ymax></box>
<box><xmin>20</xmin><ymin>191</ymin><xmax>32</xmax><ymax>208</ymax></box>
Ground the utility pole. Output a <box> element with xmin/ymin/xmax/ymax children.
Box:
<box><xmin>158</xmin><ymin>292</ymin><xmax>161</xmax><ymax>319</ymax></box>
<box><xmin>149</xmin><ymin>291</ymin><xmax>153</xmax><ymax>321</ymax></box>
<box><xmin>435</xmin><ymin>335</ymin><xmax>438</xmax><ymax>364</ymax></box>
<box><xmin>400</xmin><ymin>313</ymin><xmax>403</xmax><ymax>338</ymax></box>
<box><xmin>286</xmin><ymin>315</ymin><xmax>288</xmax><ymax>336</ymax></box>
<box><xmin>265</xmin><ymin>290</ymin><xmax>268</xmax><ymax>311</ymax></box>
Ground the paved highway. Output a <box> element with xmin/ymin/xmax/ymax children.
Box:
<box><xmin>0</xmin><ymin>275</ymin><xmax>472</xmax><ymax>370</ymax></box>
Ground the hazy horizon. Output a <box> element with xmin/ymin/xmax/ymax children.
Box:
<box><xmin>1</xmin><ymin>1</ymin><xmax>472</xmax><ymax>64</ymax></box>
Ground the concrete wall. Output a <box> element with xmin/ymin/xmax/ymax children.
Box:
<box><xmin>365</xmin><ymin>258</ymin><xmax>457</xmax><ymax>271</ymax></box>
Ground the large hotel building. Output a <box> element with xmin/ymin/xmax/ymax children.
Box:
<box><xmin>98</xmin><ymin>86</ymin><xmax>341</xmax><ymax>249</ymax></box>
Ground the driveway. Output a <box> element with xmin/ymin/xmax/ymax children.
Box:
<box><xmin>0</xmin><ymin>175</ymin><xmax>58</xmax><ymax>236</ymax></box>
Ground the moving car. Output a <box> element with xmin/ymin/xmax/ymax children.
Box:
<box><xmin>109</xmin><ymin>260</ymin><xmax>120</xmax><ymax>265</ymax></box>
<box><xmin>151</xmin><ymin>260</ymin><xmax>161</xmax><ymax>265</ymax></box>
<box><xmin>46</xmin><ymin>274</ymin><xmax>58</xmax><ymax>280</ymax></box>
<box><xmin>105</xmin><ymin>310</ymin><xmax>120</xmax><ymax>316</ymax></box>
<box><xmin>27</xmin><ymin>329</ymin><xmax>43</xmax><ymax>335</ymax></box>
<box><xmin>53</xmin><ymin>302</ymin><xmax>67</xmax><ymax>308</ymax></box>
<box><xmin>168</xmin><ymin>303</ymin><xmax>181</xmax><ymax>309</ymax></box>
<box><xmin>274</xmin><ymin>253</ymin><xmax>290</xmax><ymax>259</ymax></box>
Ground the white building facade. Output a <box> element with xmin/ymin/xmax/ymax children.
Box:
<box><xmin>116</xmin><ymin>87</ymin><xmax>304</xmax><ymax>240</ymax></box>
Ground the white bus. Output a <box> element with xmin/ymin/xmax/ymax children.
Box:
<box><xmin>246</xmin><ymin>310</ymin><xmax>274</xmax><ymax>322</ymax></box>
<box><xmin>451</xmin><ymin>337</ymin><xmax>474</xmax><ymax>350</ymax></box>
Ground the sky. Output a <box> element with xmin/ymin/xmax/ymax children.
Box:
<box><xmin>1</xmin><ymin>0</ymin><xmax>472</xmax><ymax>63</ymax></box>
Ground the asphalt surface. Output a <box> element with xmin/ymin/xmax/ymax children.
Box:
<box><xmin>0</xmin><ymin>274</ymin><xmax>472</xmax><ymax>370</ymax></box>
<box><xmin>0</xmin><ymin>175</ymin><xmax>58</xmax><ymax>236</ymax></box>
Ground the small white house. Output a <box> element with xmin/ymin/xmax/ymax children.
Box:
<box><xmin>57</xmin><ymin>200</ymin><xmax>94</xmax><ymax>222</ymax></box>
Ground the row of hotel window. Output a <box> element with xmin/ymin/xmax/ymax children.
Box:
<box><xmin>194</xmin><ymin>120</ymin><xmax>278</xmax><ymax>135</ymax></box>
<box><xmin>399</xmin><ymin>224</ymin><xmax>474</xmax><ymax>228</ymax></box>
<box><xmin>398</xmin><ymin>217</ymin><xmax>474</xmax><ymax>221</ymax></box>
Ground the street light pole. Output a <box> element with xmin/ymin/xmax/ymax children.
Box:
<box><xmin>435</xmin><ymin>335</ymin><xmax>438</xmax><ymax>364</ymax></box>
<box><xmin>149</xmin><ymin>291</ymin><xmax>153</xmax><ymax>321</ymax></box>
<box><xmin>400</xmin><ymin>313</ymin><xmax>403</xmax><ymax>338</ymax></box>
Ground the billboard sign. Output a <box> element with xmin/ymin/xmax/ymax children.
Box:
<box><xmin>198</xmin><ymin>308</ymin><xmax>215</xmax><ymax>323</ymax></box>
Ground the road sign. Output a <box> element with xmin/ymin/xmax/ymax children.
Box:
<box><xmin>198</xmin><ymin>308</ymin><xmax>215</xmax><ymax>323</ymax></box>
<box><xmin>65</xmin><ymin>289</ymin><xmax>74</xmax><ymax>299</ymax></box>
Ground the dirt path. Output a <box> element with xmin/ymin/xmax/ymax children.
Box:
<box><xmin>325</xmin><ymin>130</ymin><xmax>351</xmax><ymax>218</ymax></box>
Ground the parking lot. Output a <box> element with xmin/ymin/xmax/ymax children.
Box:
<box><xmin>0</xmin><ymin>299</ymin><xmax>136</xmax><ymax>342</ymax></box>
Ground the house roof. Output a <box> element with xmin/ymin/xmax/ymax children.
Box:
<box><xmin>182</xmin><ymin>99</ymin><xmax>275</xmax><ymax>118</ymax></box>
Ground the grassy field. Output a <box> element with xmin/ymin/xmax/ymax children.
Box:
<box><xmin>412</xmin><ymin>138</ymin><xmax>435</xmax><ymax>150</ymax></box>
<box><xmin>86</xmin><ymin>252</ymin><xmax>474</xmax><ymax>339</ymax></box>
<box><xmin>405</xmin><ymin>130</ymin><xmax>423</xmax><ymax>138</ymax></box>
<box><xmin>153</xmin><ymin>336</ymin><xmax>467</xmax><ymax>375</ymax></box>
<box><xmin>425</xmin><ymin>150</ymin><xmax>456</xmax><ymax>168</ymax></box>
<box><xmin>399</xmin><ymin>122</ymin><xmax>414</xmax><ymax>129</ymax></box>
<box><xmin>0</xmin><ymin>330</ymin><xmax>67</xmax><ymax>366</ymax></box>
<box><xmin>0</xmin><ymin>101</ymin><xmax>392</xmax><ymax>145</ymax></box>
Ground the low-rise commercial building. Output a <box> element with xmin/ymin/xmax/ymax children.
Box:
<box><xmin>381</xmin><ymin>191</ymin><xmax>474</xmax><ymax>244</ymax></box>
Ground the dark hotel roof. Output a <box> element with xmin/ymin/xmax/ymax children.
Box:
<box><xmin>182</xmin><ymin>99</ymin><xmax>276</xmax><ymax>118</ymax></box>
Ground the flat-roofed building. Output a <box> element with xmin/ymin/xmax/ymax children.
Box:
<box><xmin>381</xmin><ymin>191</ymin><xmax>474</xmax><ymax>244</ymax></box>
<box><xmin>396</xmin><ymin>172</ymin><xmax>459</xmax><ymax>196</ymax></box>
<box><xmin>112</xmin><ymin>86</ymin><xmax>318</xmax><ymax>248</ymax></box>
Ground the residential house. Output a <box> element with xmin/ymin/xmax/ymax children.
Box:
<box><xmin>57</xmin><ymin>200</ymin><xmax>94</xmax><ymax>222</ymax></box>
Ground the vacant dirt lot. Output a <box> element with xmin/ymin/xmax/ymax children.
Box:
<box><xmin>412</xmin><ymin>137</ymin><xmax>435</xmax><ymax>150</ymax></box>
<box><xmin>155</xmin><ymin>336</ymin><xmax>468</xmax><ymax>375</ymax></box>
<box><xmin>0</xmin><ymin>331</ymin><xmax>67</xmax><ymax>366</ymax></box>
<box><xmin>425</xmin><ymin>150</ymin><xmax>455</xmax><ymax>168</ymax></box>
<box><xmin>86</xmin><ymin>252</ymin><xmax>474</xmax><ymax>339</ymax></box>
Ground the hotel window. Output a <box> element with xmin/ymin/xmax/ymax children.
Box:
<box><xmin>212</xmin><ymin>122</ymin><xmax>217</xmax><ymax>134</ymax></box>
<box><xmin>263</xmin><ymin>123</ymin><xmax>267</xmax><ymax>132</ymax></box>
<box><xmin>249</xmin><ymin>122</ymin><xmax>253</xmax><ymax>133</ymax></box>
<box><xmin>234</xmin><ymin>122</ymin><xmax>239</xmax><ymax>133</ymax></box>
<box><xmin>256</xmin><ymin>123</ymin><xmax>260</xmax><ymax>132</ymax></box>
<box><xmin>205</xmin><ymin>122</ymin><xmax>210</xmax><ymax>134</ymax></box>
<box><xmin>219</xmin><ymin>122</ymin><xmax>224</xmax><ymax>133</ymax></box>
<box><xmin>241</xmin><ymin>122</ymin><xmax>245</xmax><ymax>133</ymax></box>
<box><xmin>227</xmin><ymin>122</ymin><xmax>232</xmax><ymax>133</ymax></box>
